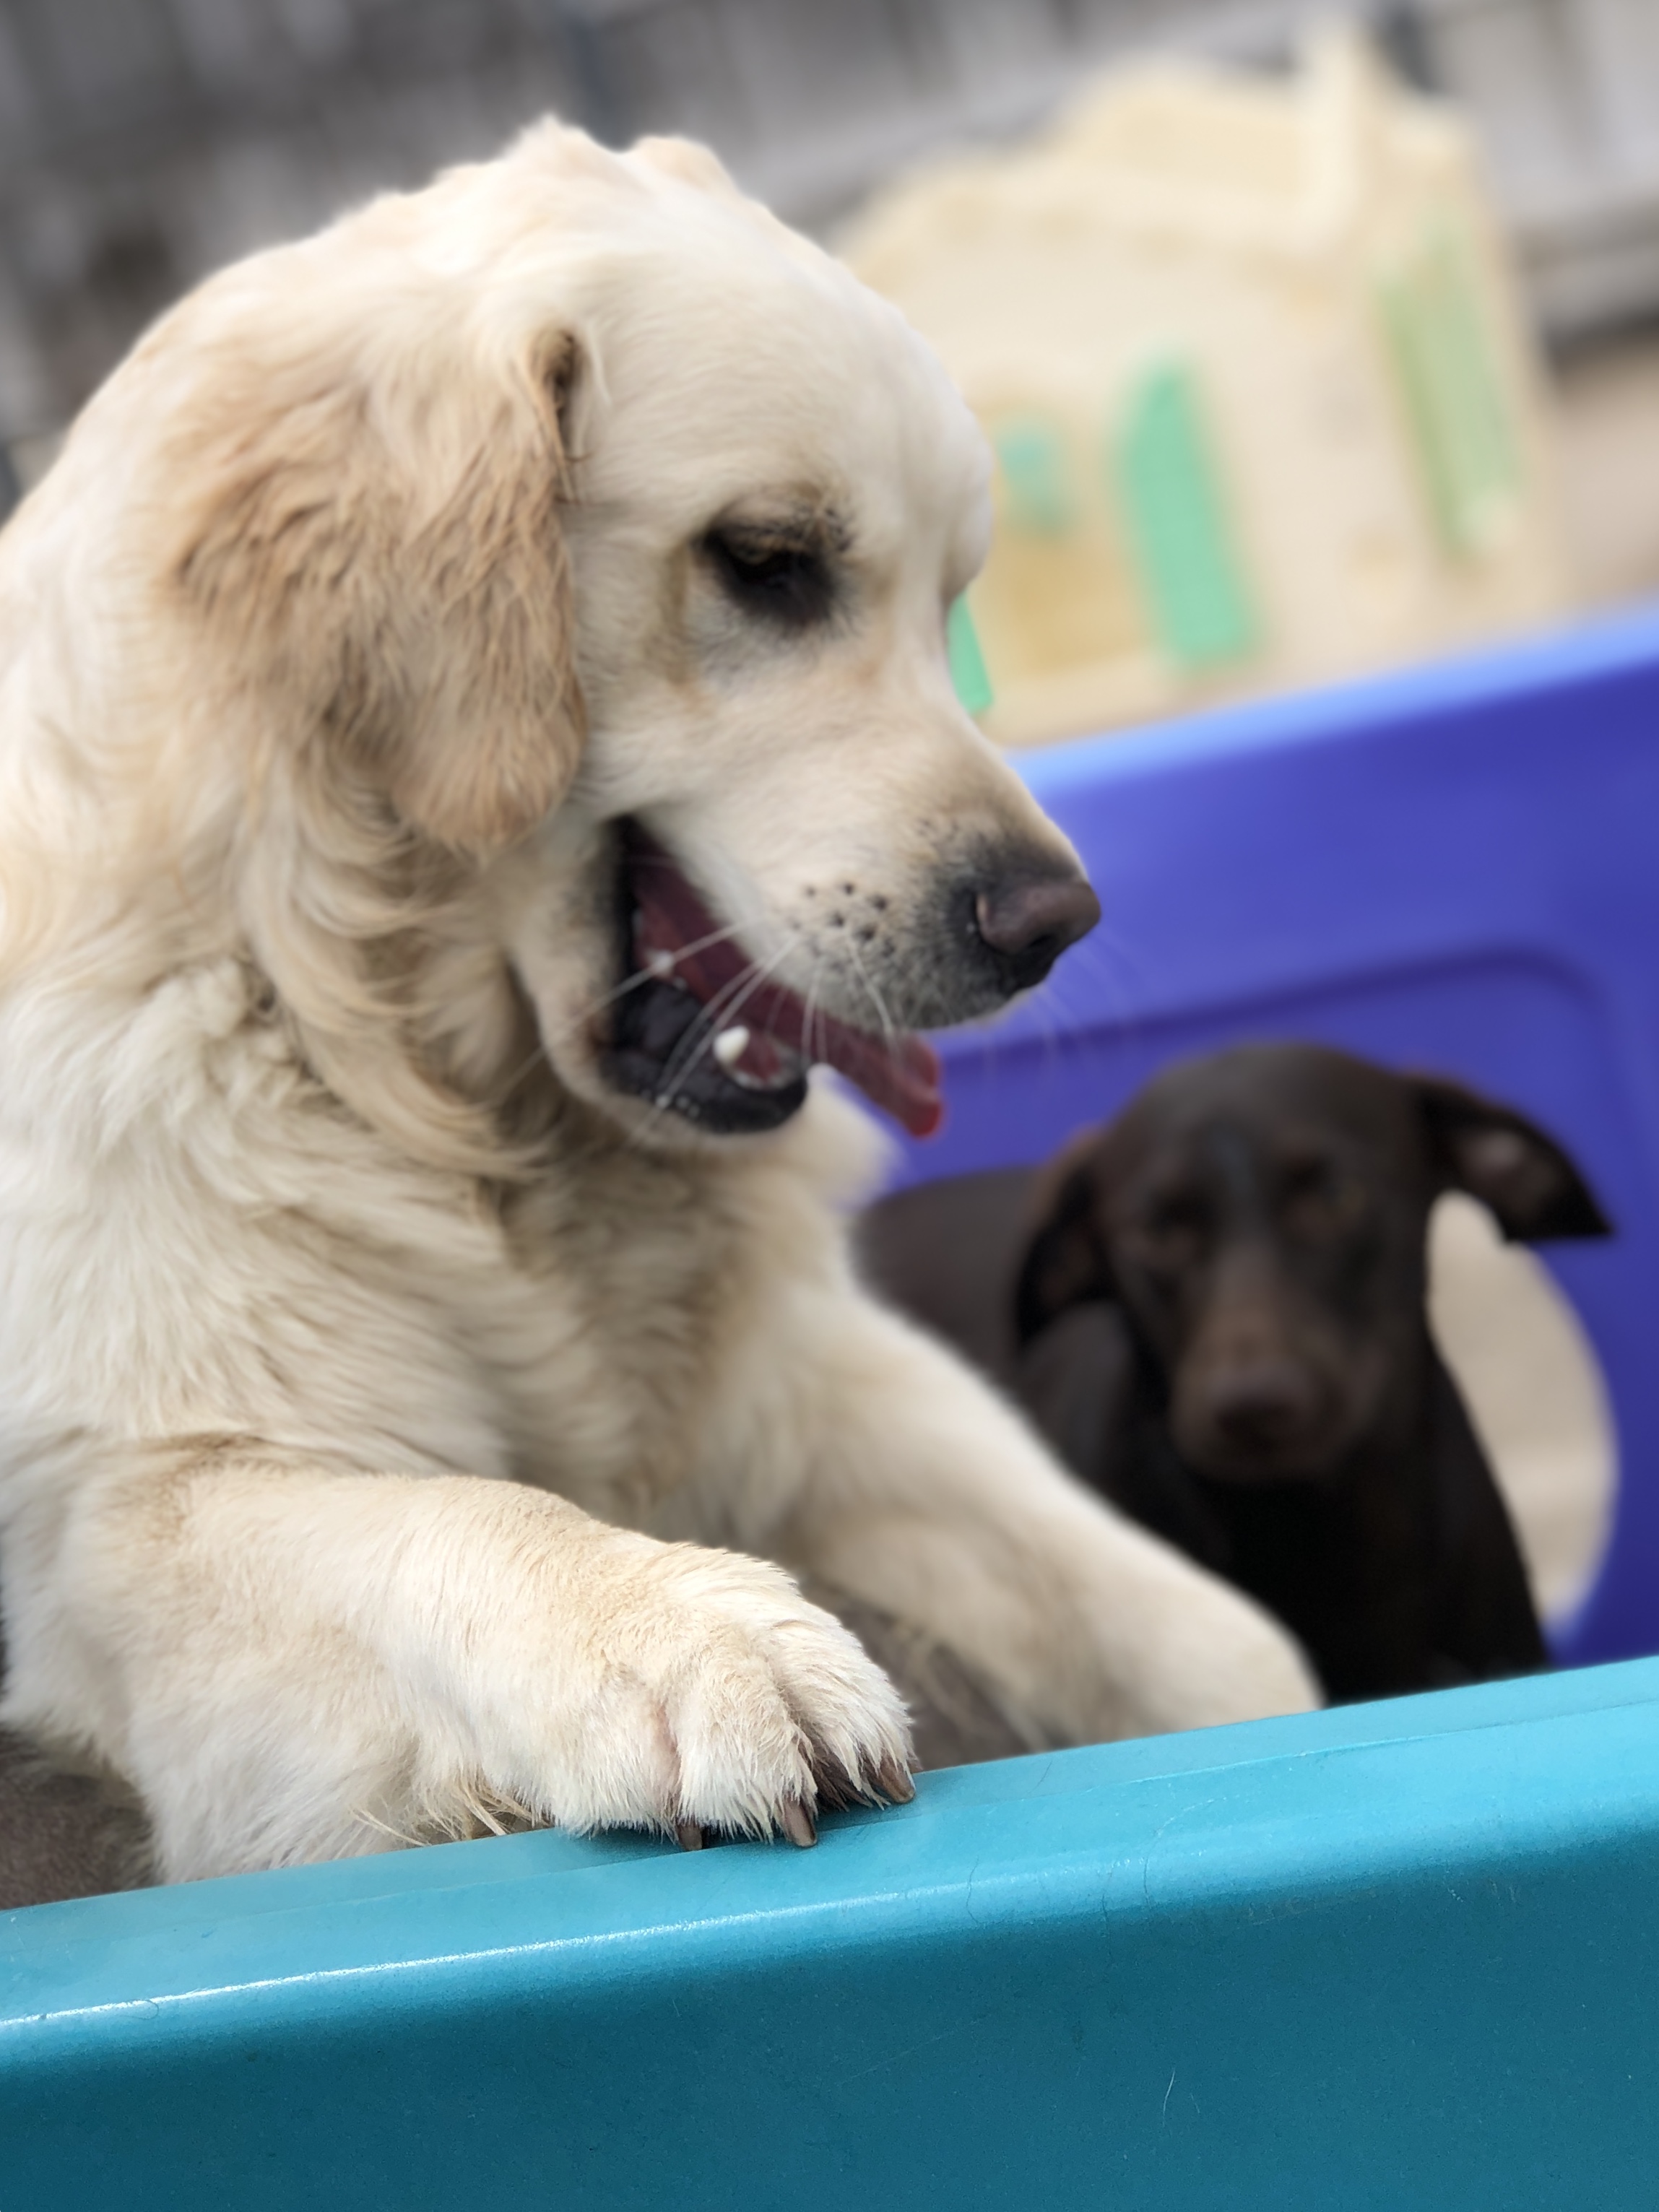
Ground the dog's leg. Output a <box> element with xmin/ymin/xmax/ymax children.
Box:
<box><xmin>723</xmin><ymin>1294</ymin><xmax>1320</xmax><ymax>1749</ymax></box>
<box><xmin>0</xmin><ymin>1438</ymin><xmax>911</xmax><ymax>1880</ymax></box>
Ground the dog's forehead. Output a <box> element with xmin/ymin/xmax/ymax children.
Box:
<box><xmin>564</xmin><ymin>191</ymin><xmax>989</xmax><ymax>558</ymax></box>
<box><xmin>402</xmin><ymin>126</ymin><xmax>989</xmax><ymax>568</ymax></box>
<box><xmin>1104</xmin><ymin>1048</ymin><xmax>1424</xmax><ymax>1187</ymax></box>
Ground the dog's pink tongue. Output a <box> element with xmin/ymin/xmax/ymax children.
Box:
<box><xmin>811</xmin><ymin>1020</ymin><xmax>943</xmax><ymax>1139</ymax></box>
<box><xmin>628</xmin><ymin>832</ymin><xmax>945</xmax><ymax>1138</ymax></box>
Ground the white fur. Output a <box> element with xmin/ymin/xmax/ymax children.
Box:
<box><xmin>0</xmin><ymin>122</ymin><xmax>1317</xmax><ymax>1882</ymax></box>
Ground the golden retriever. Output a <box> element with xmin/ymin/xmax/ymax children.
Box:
<box><xmin>0</xmin><ymin>123</ymin><xmax>1315</xmax><ymax>1882</ymax></box>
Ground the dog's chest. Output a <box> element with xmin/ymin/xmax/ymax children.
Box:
<box><xmin>489</xmin><ymin>1153</ymin><xmax>764</xmax><ymax>1523</ymax></box>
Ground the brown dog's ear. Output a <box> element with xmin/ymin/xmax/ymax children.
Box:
<box><xmin>1411</xmin><ymin>1075</ymin><xmax>1612</xmax><ymax>1241</ymax></box>
<box><xmin>1014</xmin><ymin>1132</ymin><xmax>1114</xmax><ymax>1345</ymax></box>
<box><xmin>174</xmin><ymin>311</ymin><xmax>586</xmax><ymax>858</ymax></box>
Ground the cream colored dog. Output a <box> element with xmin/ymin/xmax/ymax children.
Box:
<box><xmin>0</xmin><ymin>123</ymin><xmax>1315</xmax><ymax>1883</ymax></box>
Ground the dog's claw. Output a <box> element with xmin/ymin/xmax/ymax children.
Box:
<box><xmin>877</xmin><ymin>1756</ymin><xmax>916</xmax><ymax>1805</ymax></box>
<box><xmin>781</xmin><ymin>1800</ymin><xmax>817</xmax><ymax>1848</ymax></box>
<box><xmin>676</xmin><ymin>1820</ymin><xmax>706</xmax><ymax>1851</ymax></box>
<box><xmin>810</xmin><ymin>1757</ymin><xmax>860</xmax><ymax>1812</ymax></box>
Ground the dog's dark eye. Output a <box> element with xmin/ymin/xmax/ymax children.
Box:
<box><xmin>702</xmin><ymin>526</ymin><xmax>835</xmax><ymax>630</ymax></box>
<box><xmin>1283</xmin><ymin>1163</ymin><xmax>1369</xmax><ymax>1237</ymax></box>
<box><xmin>1122</xmin><ymin>1200</ymin><xmax>1205</xmax><ymax>1275</ymax></box>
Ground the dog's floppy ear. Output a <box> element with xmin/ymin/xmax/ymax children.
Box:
<box><xmin>1014</xmin><ymin>1129</ymin><xmax>1114</xmax><ymax>1345</ymax></box>
<box><xmin>174</xmin><ymin>308</ymin><xmax>587</xmax><ymax>858</ymax></box>
<box><xmin>1411</xmin><ymin>1074</ymin><xmax>1611</xmax><ymax>1241</ymax></box>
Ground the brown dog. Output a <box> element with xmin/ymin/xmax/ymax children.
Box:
<box><xmin>861</xmin><ymin>1044</ymin><xmax>1611</xmax><ymax>1703</ymax></box>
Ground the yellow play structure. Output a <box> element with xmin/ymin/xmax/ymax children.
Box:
<box><xmin>842</xmin><ymin>30</ymin><xmax>1573</xmax><ymax>747</ymax></box>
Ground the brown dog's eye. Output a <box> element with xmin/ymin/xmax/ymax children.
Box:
<box><xmin>702</xmin><ymin>526</ymin><xmax>836</xmax><ymax>630</ymax></box>
<box><xmin>1121</xmin><ymin>1200</ymin><xmax>1205</xmax><ymax>1275</ymax></box>
<box><xmin>1282</xmin><ymin>1163</ymin><xmax>1369</xmax><ymax>1237</ymax></box>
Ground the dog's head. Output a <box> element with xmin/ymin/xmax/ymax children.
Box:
<box><xmin>1014</xmin><ymin>1044</ymin><xmax>1609</xmax><ymax>1482</ymax></box>
<box><xmin>83</xmin><ymin>124</ymin><xmax>1095</xmax><ymax>1155</ymax></box>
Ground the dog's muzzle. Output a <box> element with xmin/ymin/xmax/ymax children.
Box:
<box><xmin>602</xmin><ymin>823</ymin><xmax>943</xmax><ymax>1137</ymax></box>
<box><xmin>600</xmin><ymin>823</ymin><xmax>1100</xmax><ymax>1140</ymax></box>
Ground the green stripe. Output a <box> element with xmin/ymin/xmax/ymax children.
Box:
<box><xmin>947</xmin><ymin>594</ymin><xmax>995</xmax><ymax>715</ymax></box>
<box><xmin>1112</xmin><ymin>362</ymin><xmax>1258</xmax><ymax>669</ymax></box>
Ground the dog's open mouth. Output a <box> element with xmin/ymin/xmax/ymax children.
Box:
<box><xmin>601</xmin><ymin>821</ymin><xmax>943</xmax><ymax>1138</ymax></box>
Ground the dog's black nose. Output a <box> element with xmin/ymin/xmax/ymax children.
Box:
<box><xmin>974</xmin><ymin>871</ymin><xmax>1101</xmax><ymax>994</ymax></box>
<box><xmin>1205</xmin><ymin>1363</ymin><xmax>1320</xmax><ymax>1454</ymax></box>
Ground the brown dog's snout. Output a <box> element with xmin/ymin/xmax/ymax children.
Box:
<box><xmin>1174</xmin><ymin>1281</ymin><xmax>1337</xmax><ymax>1476</ymax></box>
<box><xmin>974</xmin><ymin>870</ymin><xmax>1101</xmax><ymax>995</ymax></box>
<box><xmin>1197</xmin><ymin>1358</ymin><xmax>1323</xmax><ymax>1460</ymax></box>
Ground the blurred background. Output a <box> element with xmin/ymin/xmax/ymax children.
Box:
<box><xmin>0</xmin><ymin>0</ymin><xmax>1655</xmax><ymax>648</ymax></box>
<box><xmin>0</xmin><ymin>4</ymin><xmax>1654</xmax><ymax>646</ymax></box>
<box><xmin>0</xmin><ymin>0</ymin><xmax>1651</xmax><ymax>1622</ymax></box>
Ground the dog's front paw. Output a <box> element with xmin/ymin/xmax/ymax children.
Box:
<box><xmin>480</xmin><ymin>1537</ymin><xmax>914</xmax><ymax>1848</ymax></box>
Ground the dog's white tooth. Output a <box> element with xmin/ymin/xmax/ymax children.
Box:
<box><xmin>646</xmin><ymin>948</ymin><xmax>676</xmax><ymax>979</ymax></box>
<box><xmin>713</xmin><ymin>1025</ymin><xmax>750</xmax><ymax>1072</ymax></box>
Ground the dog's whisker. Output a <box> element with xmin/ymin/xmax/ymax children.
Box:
<box><xmin>766</xmin><ymin>913</ymin><xmax>830</xmax><ymax>1067</ymax></box>
<box><xmin>801</xmin><ymin>953</ymin><xmax>826</xmax><ymax>1074</ymax></box>
<box><xmin>657</xmin><ymin>939</ymin><xmax>789</xmax><ymax>1092</ymax></box>
<box><xmin>543</xmin><ymin>920</ymin><xmax>753</xmax><ymax>1049</ymax></box>
<box><xmin>1041</xmin><ymin>927</ymin><xmax>1147</xmax><ymax>1031</ymax></box>
<box><xmin>626</xmin><ymin>941</ymin><xmax>794</xmax><ymax>1146</ymax></box>
<box><xmin>840</xmin><ymin>935</ymin><xmax>902</xmax><ymax>1064</ymax></box>
<box><xmin>493</xmin><ymin>1031</ymin><xmax>564</xmax><ymax>1104</ymax></box>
